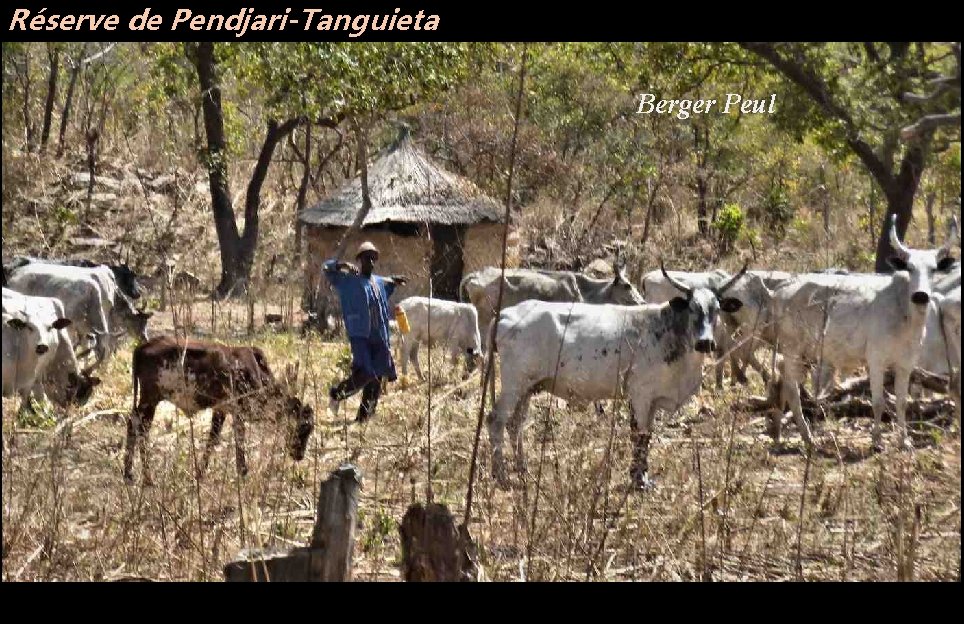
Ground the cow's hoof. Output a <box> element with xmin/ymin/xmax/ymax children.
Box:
<box><xmin>900</xmin><ymin>437</ymin><xmax>914</xmax><ymax>452</ymax></box>
<box><xmin>123</xmin><ymin>472</ymin><xmax>135</xmax><ymax>485</ymax></box>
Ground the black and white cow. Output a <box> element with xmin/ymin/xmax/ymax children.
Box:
<box><xmin>487</xmin><ymin>263</ymin><xmax>747</xmax><ymax>490</ymax></box>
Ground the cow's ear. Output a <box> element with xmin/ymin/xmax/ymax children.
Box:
<box><xmin>6</xmin><ymin>318</ymin><xmax>29</xmax><ymax>331</ymax></box>
<box><xmin>139</xmin><ymin>311</ymin><xmax>154</xmax><ymax>319</ymax></box>
<box><xmin>888</xmin><ymin>256</ymin><xmax>909</xmax><ymax>272</ymax></box>
<box><xmin>669</xmin><ymin>297</ymin><xmax>689</xmax><ymax>312</ymax></box>
<box><xmin>88</xmin><ymin>376</ymin><xmax>102</xmax><ymax>387</ymax></box>
<box><xmin>937</xmin><ymin>256</ymin><xmax>957</xmax><ymax>272</ymax></box>
<box><xmin>720</xmin><ymin>298</ymin><xmax>743</xmax><ymax>314</ymax></box>
<box><xmin>52</xmin><ymin>318</ymin><xmax>72</xmax><ymax>330</ymax></box>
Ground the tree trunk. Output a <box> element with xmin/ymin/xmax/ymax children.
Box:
<box><xmin>234</xmin><ymin>117</ymin><xmax>302</xmax><ymax>296</ymax></box>
<box><xmin>40</xmin><ymin>44</ymin><xmax>60</xmax><ymax>151</ymax></box>
<box><xmin>924</xmin><ymin>191</ymin><xmax>937</xmax><ymax>245</ymax></box>
<box><xmin>22</xmin><ymin>49</ymin><xmax>35</xmax><ymax>151</ymax></box>
<box><xmin>192</xmin><ymin>42</ymin><xmax>242</xmax><ymax>298</ymax></box>
<box><xmin>293</xmin><ymin>123</ymin><xmax>312</xmax><ymax>271</ymax></box>
<box><xmin>57</xmin><ymin>43</ymin><xmax>86</xmax><ymax>157</ymax></box>
<box><xmin>192</xmin><ymin>42</ymin><xmax>301</xmax><ymax>299</ymax></box>
<box><xmin>224</xmin><ymin>465</ymin><xmax>362</xmax><ymax>582</ymax></box>
<box><xmin>873</xmin><ymin>146</ymin><xmax>925</xmax><ymax>273</ymax></box>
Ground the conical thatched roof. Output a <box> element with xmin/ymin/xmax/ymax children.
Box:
<box><xmin>299</xmin><ymin>130</ymin><xmax>504</xmax><ymax>228</ymax></box>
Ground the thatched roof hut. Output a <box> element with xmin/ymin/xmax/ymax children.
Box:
<box><xmin>300</xmin><ymin>128</ymin><xmax>516</xmax><ymax>311</ymax></box>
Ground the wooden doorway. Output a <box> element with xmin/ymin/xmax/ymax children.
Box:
<box><xmin>429</xmin><ymin>224</ymin><xmax>466</xmax><ymax>300</ymax></box>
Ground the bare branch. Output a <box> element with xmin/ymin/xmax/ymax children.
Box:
<box><xmin>900</xmin><ymin>112</ymin><xmax>962</xmax><ymax>141</ymax></box>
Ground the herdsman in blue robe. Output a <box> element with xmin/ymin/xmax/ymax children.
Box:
<box><xmin>323</xmin><ymin>242</ymin><xmax>407</xmax><ymax>422</ymax></box>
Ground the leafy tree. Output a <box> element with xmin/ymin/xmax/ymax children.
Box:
<box><xmin>740</xmin><ymin>42</ymin><xmax>961</xmax><ymax>270</ymax></box>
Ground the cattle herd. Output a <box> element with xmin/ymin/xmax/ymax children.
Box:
<box><xmin>1</xmin><ymin>214</ymin><xmax>961</xmax><ymax>495</ymax></box>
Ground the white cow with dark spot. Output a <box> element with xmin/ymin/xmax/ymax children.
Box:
<box><xmin>766</xmin><ymin>216</ymin><xmax>958</xmax><ymax>450</ymax></box>
<box><xmin>397</xmin><ymin>296</ymin><xmax>482</xmax><ymax>381</ymax></box>
<box><xmin>2</xmin><ymin>288</ymin><xmax>101</xmax><ymax>414</ymax></box>
<box><xmin>487</xmin><ymin>264</ymin><xmax>747</xmax><ymax>490</ymax></box>
<box><xmin>643</xmin><ymin>268</ymin><xmax>784</xmax><ymax>386</ymax></box>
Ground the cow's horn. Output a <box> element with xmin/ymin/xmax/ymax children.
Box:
<box><xmin>660</xmin><ymin>260</ymin><xmax>693</xmax><ymax>297</ymax></box>
<box><xmin>938</xmin><ymin>214</ymin><xmax>959</xmax><ymax>259</ymax></box>
<box><xmin>715</xmin><ymin>262</ymin><xmax>749</xmax><ymax>297</ymax></box>
<box><xmin>889</xmin><ymin>214</ymin><xmax>911</xmax><ymax>261</ymax></box>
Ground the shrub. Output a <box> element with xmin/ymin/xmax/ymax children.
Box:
<box><xmin>714</xmin><ymin>203</ymin><xmax>745</xmax><ymax>253</ymax></box>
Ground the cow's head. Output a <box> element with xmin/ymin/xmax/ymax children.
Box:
<box><xmin>888</xmin><ymin>214</ymin><xmax>958</xmax><ymax>308</ymax></box>
<box><xmin>115</xmin><ymin>294</ymin><xmax>152</xmax><ymax>343</ymax></box>
<box><xmin>662</xmin><ymin>262</ymin><xmax>746</xmax><ymax>354</ymax></box>
<box><xmin>66</xmin><ymin>370</ymin><xmax>101</xmax><ymax>406</ymax></box>
<box><xmin>610</xmin><ymin>266</ymin><xmax>646</xmax><ymax>305</ymax></box>
<box><xmin>111</xmin><ymin>263</ymin><xmax>143</xmax><ymax>300</ymax></box>
<box><xmin>6</xmin><ymin>316</ymin><xmax>71</xmax><ymax>355</ymax></box>
<box><xmin>283</xmin><ymin>395</ymin><xmax>314</xmax><ymax>461</ymax></box>
<box><xmin>716</xmin><ymin>272</ymin><xmax>775</xmax><ymax>332</ymax></box>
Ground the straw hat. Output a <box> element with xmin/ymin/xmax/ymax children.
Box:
<box><xmin>355</xmin><ymin>241</ymin><xmax>380</xmax><ymax>258</ymax></box>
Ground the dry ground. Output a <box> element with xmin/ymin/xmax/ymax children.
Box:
<box><xmin>2</xmin><ymin>298</ymin><xmax>960</xmax><ymax>582</ymax></box>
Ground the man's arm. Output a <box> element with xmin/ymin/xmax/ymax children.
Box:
<box><xmin>323</xmin><ymin>259</ymin><xmax>359</xmax><ymax>285</ymax></box>
<box><xmin>381</xmin><ymin>275</ymin><xmax>407</xmax><ymax>298</ymax></box>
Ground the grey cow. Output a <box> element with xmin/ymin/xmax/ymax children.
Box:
<box><xmin>461</xmin><ymin>264</ymin><xmax>645</xmax><ymax>345</ymax></box>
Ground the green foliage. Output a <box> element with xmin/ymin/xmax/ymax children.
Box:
<box><xmin>360</xmin><ymin>506</ymin><xmax>396</xmax><ymax>554</ymax></box>
<box><xmin>15</xmin><ymin>402</ymin><xmax>57</xmax><ymax>429</ymax></box>
<box><xmin>755</xmin><ymin>182</ymin><xmax>795</xmax><ymax>236</ymax></box>
<box><xmin>714</xmin><ymin>203</ymin><xmax>746</xmax><ymax>250</ymax></box>
<box><xmin>335</xmin><ymin>345</ymin><xmax>353</xmax><ymax>378</ymax></box>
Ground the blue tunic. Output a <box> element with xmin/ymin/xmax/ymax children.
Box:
<box><xmin>323</xmin><ymin>259</ymin><xmax>397</xmax><ymax>380</ymax></box>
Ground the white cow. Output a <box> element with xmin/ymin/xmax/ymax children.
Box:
<box><xmin>397</xmin><ymin>296</ymin><xmax>482</xmax><ymax>381</ymax></box>
<box><xmin>766</xmin><ymin>215</ymin><xmax>958</xmax><ymax>450</ymax></box>
<box><xmin>917</xmin><ymin>288</ymin><xmax>961</xmax><ymax>420</ymax></box>
<box><xmin>2</xmin><ymin>288</ymin><xmax>101</xmax><ymax>413</ymax></box>
<box><xmin>487</xmin><ymin>264</ymin><xmax>747</xmax><ymax>490</ymax></box>
<box><xmin>5</xmin><ymin>262</ymin><xmax>150</xmax><ymax>366</ymax></box>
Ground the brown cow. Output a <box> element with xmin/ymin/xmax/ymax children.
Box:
<box><xmin>124</xmin><ymin>335</ymin><xmax>314</xmax><ymax>484</ymax></box>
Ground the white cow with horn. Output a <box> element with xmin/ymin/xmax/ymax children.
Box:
<box><xmin>767</xmin><ymin>215</ymin><xmax>958</xmax><ymax>450</ymax></box>
<box><xmin>487</xmin><ymin>262</ymin><xmax>747</xmax><ymax>490</ymax></box>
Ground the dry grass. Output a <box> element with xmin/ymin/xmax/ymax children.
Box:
<box><xmin>2</xmin><ymin>299</ymin><xmax>960</xmax><ymax>582</ymax></box>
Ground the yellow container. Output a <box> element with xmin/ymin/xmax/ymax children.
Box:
<box><xmin>394</xmin><ymin>305</ymin><xmax>411</xmax><ymax>334</ymax></box>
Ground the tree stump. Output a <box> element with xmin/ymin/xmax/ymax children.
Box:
<box><xmin>398</xmin><ymin>502</ymin><xmax>480</xmax><ymax>582</ymax></box>
<box><xmin>224</xmin><ymin>464</ymin><xmax>362</xmax><ymax>582</ymax></box>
